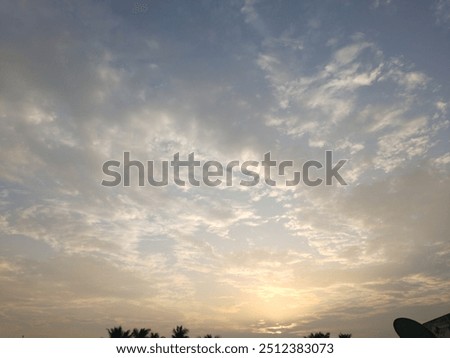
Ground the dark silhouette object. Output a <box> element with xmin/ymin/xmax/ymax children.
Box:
<box><xmin>422</xmin><ymin>313</ymin><xmax>450</xmax><ymax>337</ymax></box>
<box><xmin>305</xmin><ymin>332</ymin><xmax>330</xmax><ymax>338</ymax></box>
<box><xmin>132</xmin><ymin>328</ymin><xmax>151</xmax><ymax>338</ymax></box>
<box><xmin>203</xmin><ymin>334</ymin><xmax>221</xmax><ymax>338</ymax></box>
<box><xmin>393</xmin><ymin>318</ymin><xmax>436</xmax><ymax>338</ymax></box>
<box><xmin>338</xmin><ymin>333</ymin><xmax>352</xmax><ymax>338</ymax></box>
<box><xmin>107</xmin><ymin>326</ymin><xmax>132</xmax><ymax>338</ymax></box>
<box><xmin>172</xmin><ymin>325</ymin><xmax>189</xmax><ymax>338</ymax></box>
<box><xmin>107</xmin><ymin>326</ymin><xmax>160</xmax><ymax>338</ymax></box>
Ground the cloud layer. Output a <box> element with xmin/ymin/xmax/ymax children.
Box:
<box><xmin>0</xmin><ymin>0</ymin><xmax>449</xmax><ymax>337</ymax></box>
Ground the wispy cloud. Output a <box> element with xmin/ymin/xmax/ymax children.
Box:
<box><xmin>0</xmin><ymin>0</ymin><xmax>449</xmax><ymax>338</ymax></box>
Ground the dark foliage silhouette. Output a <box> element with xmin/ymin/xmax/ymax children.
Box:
<box><xmin>203</xmin><ymin>334</ymin><xmax>221</xmax><ymax>338</ymax></box>
<box><xmin>172</xmin><ymin>325</ymin><xmax>189</xmax><ymax>338</ymax></box>
<box><xmin>305</xmin><ymin>332</ymin><xmax>330</xmax><ymax>338</ymax></box>
<box><xmin>132</xmin><ymin>328</ymin><xmax>151</xmax><ymax>338</ymax></box>
<box><xmin>107</xmin><ymin>326</ymin><xmax>132</xmax><ymax>338</ymax></box>
<box><xmin>108</xmin><ymin>326</ymin><xmax>161</xmax><ymax>338</ymax></box>
<box><xmin>338</xmin><ymin>333</ymin><xmax>352</xmax><ymax>338</ymax></box>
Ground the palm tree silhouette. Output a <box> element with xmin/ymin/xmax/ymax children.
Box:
<box><xmin>305</xmin><ymin>332</ymin><xmax>330</xmax><ymax>338</ymax></box>
<box><xmin>107</xmin><ymin>326</ymin><xmax>132</xmax><ymax>338</ymax></box>
<box><xmin>338</xmin><ymin>333</ymin><xmax>352</xmax><ymax>338</ymax></box>
<box><xmin>132</xmin><ymin>328</ymin><xmax>151</xmax><ymax>338</ymax></box>
<box><xmin>172</xmin><ymin>325</ymin><xmax>189</xmax><ymax>338</ymax></box>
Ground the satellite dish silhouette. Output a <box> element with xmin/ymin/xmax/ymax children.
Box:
<box><xmin>393</xmin><ymin>318</ymin><xmax>436</xmax><ymax>338</ymax></box>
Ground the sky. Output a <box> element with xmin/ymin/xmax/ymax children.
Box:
<box><xmin>0</xmin><ymin>0</ymin><xmax>449</xmax><ymax>338</ymax></box>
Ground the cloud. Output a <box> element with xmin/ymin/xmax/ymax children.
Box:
<box><xmin>241</xmin><ymin>0</ymin><xmax>266</xmax><ymax>35</ymax></box>
<box><xmin>370</xmin><ymin>0</ymin><xmax>392</xmax><ymax>10</ymax></box>
<box><xmin>433</xmin><ymin>0</ymin><xmax>450</xmax><ymax>27</ymax></box>
<box><xmin>0</xmin><ymin>0</ymin><xmax>449</xmax><ymax>338</ymax></box>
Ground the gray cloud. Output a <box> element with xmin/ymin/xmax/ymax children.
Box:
<box><xmin>0</xmin><ymin>0</ymin><xmax>449</xmax><ymax>338</ymax></box>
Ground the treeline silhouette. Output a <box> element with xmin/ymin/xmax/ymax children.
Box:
<box><xmin>306</xmin><ymin>332</ymin><xmax>352</xmax><ymax>338</ymax></box>
<box><xmin>107</xmin><ymin>326</ymin><xmax>350</xmax><ymax>338</ymax></box>
<box><xmin>107</xmin><ymin>325</ymin><xmax>219</xmax><ymax>338</ymax></box>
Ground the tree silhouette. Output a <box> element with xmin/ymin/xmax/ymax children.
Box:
<box><xmin>132</xmin><ymin>328</ymin><xmax>151</xmax><ymax>338</ymax></box>
<box><xmin>338</xmin><ymin>333</ymin><xmax>352</xmax><ymax>338</ymax></box>
<box><xmin>107</xmin><ymin>326</ymin><xmax>132</xmax><ymax>338</ymax></box>
<box><xmin>305</xmin><ymin>332</ymin><xmax>330</xmax><ymax>338</ymax></box>
<box><xmin>172</xmin><ymin>325</ymin><xmax>189</xmax><ymax>338</ymax></box>
<box><xmin>106</xmin><ymin>325</ymin><xmax>349</xmax><ymax>339</ymax></box>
